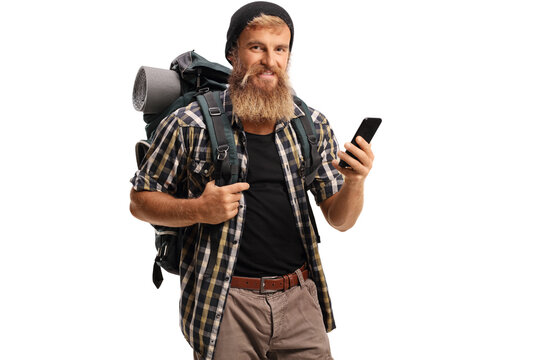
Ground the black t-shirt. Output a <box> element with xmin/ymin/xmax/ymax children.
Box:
<box><xmin>233</xmin><ymin>132</ymin><xmax>307</xmax><ymax>277</ymax></box>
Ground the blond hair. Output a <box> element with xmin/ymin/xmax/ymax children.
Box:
<box><xmin>246</xmin><ymin>14</ymin><xmax>287</xmax><ymax>29</ymax></box>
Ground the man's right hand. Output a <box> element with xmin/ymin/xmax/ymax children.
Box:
<box><xmin>130</xmin><ymin>181</ymin><xmax>249</xmax><ymax>228</ymax></box>
<box><xmin>197</xmin><ymin>180</ymin><xmax>250</xmax><ymax>224</ymax></box>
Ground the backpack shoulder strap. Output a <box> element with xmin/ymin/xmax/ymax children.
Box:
<box><xmin>196</xmin><ymin>91</ymin><xmax>239</xmax><ymax>278</ymax></box>
<box><xmin>197</xmin><ymin>91</ymin><xmax>239</xmax><ymax>186</ymax></box>
<box><xmin>291</xmin><ymin>96</ymin><xmax>322</xmax><ymax>186</ymax></box>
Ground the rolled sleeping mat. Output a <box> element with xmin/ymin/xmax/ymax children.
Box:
<box><xmin>132</xmin><ymin>66</ymin><xmax>181</xmax><ymax>114</ymax></box>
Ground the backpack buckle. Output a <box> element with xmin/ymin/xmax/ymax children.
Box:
<box><xmin>217</xmin><ymin>145</ymin><xmax>229</xmax><ymax>160</ymax></box>
<box><xmin>196</xmin><ymin>87</ymin><xmax>210</xmax><ymax>96</ymax></box>
<box><xmin>209</xmin><ymin>107</ymin><xmax>221</xmax><ymax>116</ymax></box>
<box><xmin>298</xmin><ymin>161</ymin><xmax>305</xmax><ymax>178</ymax></box>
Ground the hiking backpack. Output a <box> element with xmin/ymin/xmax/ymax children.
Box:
<box><xmin>133</xmin><ymin>51</ymin><xmax>322</xmax><ymax>288</ymax></box>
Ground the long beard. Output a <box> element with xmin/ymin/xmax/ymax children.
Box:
<box><xmin>228</xmin><ymin>63</ymin><xmax>295</xmax><ymax>125</ymax></box>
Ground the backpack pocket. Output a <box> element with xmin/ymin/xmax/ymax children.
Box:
<box><xmin>155</xmin><ymin>227</ymin><xmax>183</xmax><ymax>275</ymax></box>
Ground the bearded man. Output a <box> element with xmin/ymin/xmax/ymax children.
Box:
<box><xmin>130</xmin><ymin>2</ymin><xmax>375</xmax><ymax>359</ymax></box>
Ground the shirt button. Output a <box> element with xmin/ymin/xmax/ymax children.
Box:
<box><xmin>225</xmin><ymin>276</ymin><xmax>230</xmax><ymax>281</ymax></box>
<box><xmin>233</xmin><ymin>240</ymin><xmax>238</xmax><ymax>245</ymax></box>
<box><xmin>203</xmin><ymin>169</ymin><xmax>209</xmax><ymax>175</ymax></box>
<box><xmin>216</xmin><ymin>313</ymin><xmax>221</xmax><ymax>319</ymax></box>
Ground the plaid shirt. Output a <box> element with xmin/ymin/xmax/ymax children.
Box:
<box><xmin>131</xmin><ymin>90</ymin><xmax>343</xmax><ymax>360</ymax></box>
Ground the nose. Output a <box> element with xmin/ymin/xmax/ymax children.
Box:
<box><xmin>261</xmin><ymin>51</ymin><xmax>277</xmax><ymax>68</ymax></box>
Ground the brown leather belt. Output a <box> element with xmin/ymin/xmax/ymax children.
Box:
<box><xmin>231</xmin><ymin>264</ymin><xmax>309</xmax><ymax>294</ymax></box>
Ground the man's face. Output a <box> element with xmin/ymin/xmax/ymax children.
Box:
<box><xmin>227</xmin><ymin>23</ymin><xmax>295</xmax><ymax>124</ymax></box>
<box><xmin>231</xmin><ymin>24</ymin><xmax>291</xmax><ymax>90</ymax></box>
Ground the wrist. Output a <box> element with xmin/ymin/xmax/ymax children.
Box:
<box><xmin>343</xmin><ymin>176</ymin><xmax>366</xmax><ymax>188</ymax></box>
<box><xmin>190</xmin><ymin>196</ymin><xmax>205</xmax><ymax>224</ymax></box>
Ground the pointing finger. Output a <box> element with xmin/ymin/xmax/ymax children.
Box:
<box><xmin>223</xmin><ymin>182</ymin><xmax>250</xmax><ymax>194</ymax></box>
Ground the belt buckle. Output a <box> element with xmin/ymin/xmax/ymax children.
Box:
<box><xmin>260</xmin><ymin>276</ymin><xmax>280</xmax><ymax>294</ymax></box>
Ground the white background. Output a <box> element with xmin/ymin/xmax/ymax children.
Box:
<box><xmin>1</xmin><ymin>0</ymin><xmax>539</xmax><ymax>359</ymax></box>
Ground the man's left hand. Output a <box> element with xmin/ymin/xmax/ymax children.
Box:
<box><xmin>332</xmin><ymin>136</ymin><xmax>375</xmax><ymax>184</ymax></box>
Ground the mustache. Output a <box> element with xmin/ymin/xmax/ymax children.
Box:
<box><xmin>240</xmin><ymin>64</ymin><xmax>285</xmax><ymax>87</ymax></box>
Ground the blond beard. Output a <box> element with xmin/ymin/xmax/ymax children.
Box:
<box><xmin>228</xmin><ymin>63</ymin><xmax>295</xmax><ymax>125</ymax></box>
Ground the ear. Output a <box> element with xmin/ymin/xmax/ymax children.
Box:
<box><xmin>228</xmin><ymin>52</ymin><xmax>239</xmax><ymax>67</ymax></box>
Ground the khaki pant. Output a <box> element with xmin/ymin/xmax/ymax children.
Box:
<box><xmin>195</xmin><ymin>274</ymin><xmax>333</xmax><ymax>360</ymax></box>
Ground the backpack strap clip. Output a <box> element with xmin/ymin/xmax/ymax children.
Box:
<box><xmin>298</xmin><ymin>161</ymin><xmax>305</xmax><ymax>178</ymax></box>
<box><xmin>209</xmin><ymin>106</ymin><xmax>221</xmax><ymax>116</ymax></box>
<box><xmin>195</xmin><ymin>87</ymin><xmax>210</xmax><ymax>96</ymax></box>
<box><xmin>217</xmin><ymin>144</ymin><xmax>229</xmax><ymax>160</ymax></box>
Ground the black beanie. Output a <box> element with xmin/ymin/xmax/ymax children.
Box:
<box><xmin>225</xmin><ymin>1</ymin><xmax>294</xmax><ymax>64</ymax></box>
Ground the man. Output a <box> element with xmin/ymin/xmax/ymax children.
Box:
<box><xmin>130</xmin><ymin>2</ymin><xmax>374</xmax><ymax>359</ymax></box>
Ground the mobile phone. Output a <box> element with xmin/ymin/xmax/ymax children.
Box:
<box><xmin>338</xmin><ymin>117</ymin><xmax>382</xmax><ymax>168</ymax></box>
